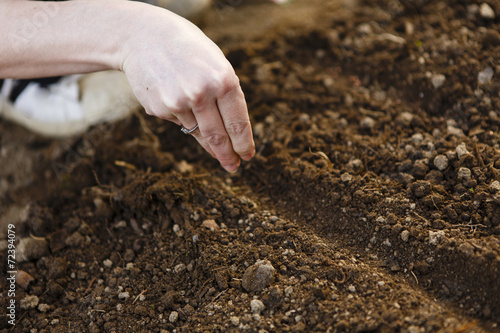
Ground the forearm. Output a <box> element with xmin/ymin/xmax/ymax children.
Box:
<box><xmin>0</xmin><ymin>0</ymin><xmax>255</xmax><ymax>171</ymax></box>
<box><xmin>0</xmin><ymin>0</ymin><xmax>148</xmax><ymax>79</ymax></box>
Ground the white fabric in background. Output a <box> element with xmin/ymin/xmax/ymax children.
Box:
<box><xmin>13</xmin><ymin>75</ymin><xmax>83</xmax><ymax>123</ymax></box>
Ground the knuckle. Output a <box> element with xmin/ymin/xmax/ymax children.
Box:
<box><xmin>219</xmin><ymin>74</ymin><xmax>240</xmax><ymax>96</ymax></box>
<box><xmin>189</xmin><ymin>67</ymin><xmax>240</xmax><ymax>108</ymax></box>
<box><xmin>162</xmin><ymin>95</ymin><xmax>186</xmax><ymax>114</ymax></box>
<box><xmin>189</xmin><ymin>89</ymin><xmax>207</xmax><ymax>109</ymax></box>
<box><xmin>166</xmin><ymin>104</ymin><xmax>184</xmax><ymax>116</ymax></box>
<box><xmin>205</xmin><ymin>133</ymin><xmax>229</xmax><ymax>147</ymax></box>
<box><xmin>212</xmin><ymin>65</ymin><xmax>240</xmax><ymax>94</ymax></box>
<box><xmin>226</xmin><ymin>121</ymin><xmax>250</xmax><ymax>136</ymax></box>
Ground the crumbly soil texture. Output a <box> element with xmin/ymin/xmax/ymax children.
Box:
<box><xmin>1</xmin><ymin>0</ymin><xmax>500</xmax><ymax>332</ymax></box>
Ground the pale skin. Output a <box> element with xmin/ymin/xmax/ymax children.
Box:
<box><xmin>0</xmin><ymin>0</ymin><xmax>255</xmax><ymax>172</ymax></box>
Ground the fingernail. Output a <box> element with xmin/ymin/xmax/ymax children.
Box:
<box><xmin>224</xmin><ymin>163</ymin><xmax>240</xmax><ymax>173</ymax></box>
<box><xmin>241</xmin><ymin>153</ymin><xmax>254</xmax><ymax>161</ymax></box>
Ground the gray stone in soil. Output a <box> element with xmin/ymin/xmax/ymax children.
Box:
<box><xmin>360</xmin><ymin>117</ymin><xmax>376</xmax><ymax>130</ymax></box>
<box><xmin>230</xmin><ymin>316</ymin><xmax>240</xmax><ymax>326</ymax></box>
<box><xmin>242</xmin><ymin>260</ymin><xmax>276</xmax><ymax>292</ymax></box>
<box><xmin>250</xmin><ymin>299</ymin><xmax>265</xmax><ymax>314</ymax></box>
<box><xmin>490</xmin><ymin>180</ymin><xmax>500</xmax><ymax>192</ymax></box>
<box><xmin>455</xmin><ymin>143</ymin><xmax>469</xmax><ymax>159</ymax></box>
<box><xmin>457</xmin><ymin>167</ymin><xmax>472</xmax><ymax>183</ymax></box>
<box><xmin>20</xmin><ymin>295</ymin><xmax>39</xmax><ymax>310</ymax></box>
<box><xmin>169</xmin><ymin>311</ymin><xmax>179</xmax><ymax>323</ymax></box>
<box><xmin>479</xmin><ymin>3</ymin><xmax>495</xmax><ymax>19</ymax></box>
<box><xmin>17</xmin><ymin>237</ymin><xmax>49</xmax><ymax>262</ymax></box>
<box><xmin>431</xmin><ymin>74</ymin><xmax>446</xmax><ymax>89</ymax></box>
<box><xmin>400</xmin><ymin>230</ymin><xmax>410</xmax><ymax>242</ymax></box>
<box><xmin>433</xmin><ymin>155</ymin><xmax>449</xmax><ymax>171</ymax></box>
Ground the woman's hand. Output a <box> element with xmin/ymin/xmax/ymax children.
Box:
<box><xmin>120</xmin><ymin>6</ymin><xmax>255</xmax><ymax>172</ymax></box>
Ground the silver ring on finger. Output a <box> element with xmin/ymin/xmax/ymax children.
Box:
<box><xmin>180</xmin><ymin>124</ymin><xmax>199</xmax><ymax>135</ymax></box>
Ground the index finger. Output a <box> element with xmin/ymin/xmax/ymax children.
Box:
<box><xmin>217</xmin><ymin>85</ymin><xmax>255</xmax><ymax>161</ymax></box>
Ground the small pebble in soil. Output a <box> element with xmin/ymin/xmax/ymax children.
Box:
<box><xmin>431</xmin><ymin>74</ymin><xmax>446</xmax><ymax>89</ymax></box>
<box><xmin>118</xmin><ymin>292</ymin><xmax>130</xmax><ymax>300</ymax></box>
<box><xmin>38</xmin><ymin>304</ymin><xmax>51</xmax><ymax>313</ymax></box>
<box><xmin>360</xmin><ymin>117</ymin><xmax>376</xmax><ymax>131</ymax></box>
<box><xmin>398</xmin><ymin>112</ymin><xmax>414</xmax><ymax>127</ymax></box>
<box><xmin>457</xmin><ymin>167</ymin><xmax>472</xmax><ymax>183</ymax></box>
<box><xmin>479</xmin><ymin>3</ymin><xmax>495</xmax><ymax>19</ymax></box>
<box><xmin>400</xmin><ymin>230</ymin><xmax>410</xmax><ymax>242</ymax></box>
<box><xmin>253</xmin><ymin>123</ymin><xmax>265</xmax><ymax>139</ymax></box>
<box><xmin>340</xmin><ymin>173</ymin><xmax>353</xmax><ymax>182</ymax></box>
<box><xmin>429</xmin><ymin>230</ymin><xmax>445</xmax><ymax>245</ymax></box>
<box><xmin>174</xmin><ymin>263</ymin><xmax>186</xmax><ymax>273</ymax></box>
<box><xmin>348</xmin><ymin>285</ymin><xmax>356</xmax><ymax>293</ymax></box>
<box><xmin>447</xmin><ymin>125</ymin><xmax>464</xmax><ymax>137</ymax></box>
<box><xmin>433</xmin><ymin>155</ymin><xmax>449</xmax><ymax>171</ymax></box>
<box><xmin>17</xmin><ymin>237</ymin><xmax>49</xmax><ymax>262</ymax></box>
<box><xmin>411</xmin><ymin>133</ymin><xmax>423</xmax><ymax>144</ymax></box>
<box><xmin>408</xmin><ymin>326</ymin><xmax>425</xmax><ymax>333</ymax></box>
<box><xmin>230</xmin><ymin>316</ymin><xmax>240</xmax><ymax>326</ymax></box>
<box><xmin>455</xmin><ymin>143</ymin><xmax>469</xmax><ymax>159</ymax></box>
<box><xmin>169</xmin><ymin>311</ymin><xmax>179</xmax><ymax>323</ymax></box>
<box><xmin>347</xmin><ymin>159</ymin><xmax>363</xmax><ymax>173</ymax></box>
<box><xmin>490</xmin><ymin>180</ymin><xmax>500</xmax><ymax>192</ymax></box>
<box><xmin>187</xmin><ymin>261</ymin><xmax>194</xmax><ymax>272</ymax></box>
<box><xmin>478</xmin><ymin>67</ymin><xmax>494</xmax><ymax>85</ymax></box>
<box><xmin>299</xmin><ymin>113</ymin><xmax>310</xmax><ymax>125</ymax></box>
<box><xmin>250</xmin><ymin>299</ymin><xmax>265</xmax><ymax>314</ymax></box>
<box><xmin>202</xmin><ymin>219</ymin><xmax>220</xmax><ymax>231</ymax></box>
<box><xmin>20</xmin><ymin>295</ymin><xmax>39</xmax><ymax>310</ymax></box>
<box><xmin>103</xmin><ymin>259</ymin><xmax>113</xmax><ymax>268</ymax></box>
<box><xmin>175</xmin><ymin>160</ymin><xmax>194</xmax><ymax>174</ymax></box>
<box><xmin>242</xmin><ymin>260</ymin><xmax>276</xmax><ymax>292</ymax></box>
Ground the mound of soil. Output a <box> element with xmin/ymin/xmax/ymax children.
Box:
<box><xmin>1</xmin><ymin>0</ymin><xmax>499</xmax><ymax>332</ymax></box>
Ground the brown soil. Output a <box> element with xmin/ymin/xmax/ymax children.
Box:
<box><xmin>1</xmin><ymin>0</ymin><xmax>500</xmax><ymax>332</ymax></box>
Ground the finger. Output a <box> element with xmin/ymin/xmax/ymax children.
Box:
<box><xmin>189</xmin><ymin>129</ymin><xmax>216</xmax><ymax>158</ymax></box>
<box><xmin>193</xmin><ymin>100</ymin><xmax>241</xmax><ymax>173</ymax></box>
<box><xmin>216</xmin><ymin>86</ymin><xmax>255</xmax><ymax>161</ymax></box>
<box><xmin>170</xmin><ymin>108</ymin><xmax>216</xmax><ymax>158</ymax></box>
